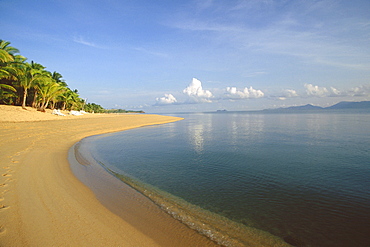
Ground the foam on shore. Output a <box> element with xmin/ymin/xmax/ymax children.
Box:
<box><xmin>72</xmin><ymin>132</ymin><xmax>291</xmax><ymax>247</ymax></box>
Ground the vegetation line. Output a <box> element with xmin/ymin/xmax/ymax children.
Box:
<box><xmin>0</xmin><ymin>39</ymin><xmax>142</xmax><ymax>113</ymax></box>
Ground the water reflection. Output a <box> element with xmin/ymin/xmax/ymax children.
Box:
<box><xmin>186</xmin><ymin>114</ymin><xmax>213</xmax><ymax>154</ymax></box>
<box><xmin>86</xmin><ymin>112</ymin><xmax>370</xmax><ymax>247</ymax></box>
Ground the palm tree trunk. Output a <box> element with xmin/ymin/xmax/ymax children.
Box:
<box><xmin>32</xmin><ymin>90</ymin><xmax>38</xmax><ymax>108</ymax></box>
<box><xmin>43</xmin><ymin>99</ymin><xmax>51</xmax><ymax>111</ymax></box>
<box><xmin>22</xmin><ymin>88</ymin><xmax>27</xmax><ymax>109</ymax></box>
<box><xmin>39</xmin><ymin>98</ymin><xmax>46</xmax><ymax>111</ymax></box>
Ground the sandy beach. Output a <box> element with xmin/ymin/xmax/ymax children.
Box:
<box><xmin>0</xmin><ymin>105</ymin><xmax>217</xmax><ymax>246</ymax></box>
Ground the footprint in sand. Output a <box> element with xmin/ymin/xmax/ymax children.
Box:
<box><xmin>0</xmin><ymin>184</ymin><xmax>8</xmax><ymax>188</ymax></box>
<box><xmin>3</xmin><ymin>166</ymin><xmax>10</xmax><ymax>169</ymax></box>
<box><xmin>11</xmin><ymin>160</ymin><xmax>19</xmax><ymax>164</ymax></box>
<box><xmin>1</xmin><ymin>189</ymin><xmax>9</xmax><ymax>195</ymax></box>
<box><xmin>2</xmin><ymin>174</ymin><xmax>12</xmax><ymax>177</ymax></box>
<box><xmin>0</xmin><ymin>226</ymin><xmax>6</xmax><ymax>234</ymax></box>
<box><xmin>0</xmin><ymin>205</ymin><xmax>9</xmax><ymax>210</ymax></box>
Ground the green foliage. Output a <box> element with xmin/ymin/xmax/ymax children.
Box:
<box><xmin>105</xmin><ymin>109</ymin><xmax>145</xmax><ymax>113</ymax></box>
<box><xmin>84</xmin><ymin>103</ymin><xmax>105</xmax><ymax>113</ymax></box>
<box><xmin>0</xmin><ymin>39</ymin><xmax>104</xmax><ymax>111</ymax></box>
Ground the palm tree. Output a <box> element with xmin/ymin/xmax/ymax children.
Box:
<box><xmin>0</xmin><ymin>40</ymin><xmax>19</xmax><ymax>81</ymax></box>
<box><xmin>37</xmin><ymin>79</ymin><xmax>65</xmax><ymax>111</ymax></box>
<box><xmin>17</xmin><ymin>61</ymin><xmax>48</xmax><ymax>109</ymax></box>
<box><xmin>0</xmin><ymin>40</ymin><xmax>19</xmax><ymax>63</ymax></box>
<box><xmin>0</xmin><ymin>83</ymin><xmax>17</xmax><ymax>104</ymax></box>
<box><xmin>51</xmin><ymin>71</ymin><xmax>68</xmax><ymax>87</ymax></box>
<box><xmin>0</xmin><ymin>40</ymin><xmax>24</xmax><ymax>104</ymax></box>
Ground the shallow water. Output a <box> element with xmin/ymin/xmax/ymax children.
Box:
<box><xmin>81</xmin><ymin>112</ymin><xmax>370</xmax><ymax>246</ymax></box>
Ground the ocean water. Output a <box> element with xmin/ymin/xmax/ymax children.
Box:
<box><xmin>79</xmin><ymin>112</ymin><xmax>370</xmax><ymax>246</ymax></box>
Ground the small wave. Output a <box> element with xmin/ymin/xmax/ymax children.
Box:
<box><xmin>97</xmin><ymin>161</ymin><xmax>290</xmax><ymax>247</ymax></box>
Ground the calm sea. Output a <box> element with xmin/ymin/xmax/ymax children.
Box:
<box><xmin>79</xmin><ymin>112</ymin><xmax>370</xmax><ymax>246</ymax></box>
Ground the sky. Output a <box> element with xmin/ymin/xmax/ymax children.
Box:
<box><xmin>1</xmin><ymin>0</ymin><xmax>370</xmax><ymax>113</ymax></box>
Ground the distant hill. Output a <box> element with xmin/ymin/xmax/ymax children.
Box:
<box><xmin>264</xmin><ymin>101</ymin><xmax>370</xmax><ymax>112</ymax></box>
<box><xmin>326</xmin><ymin>101</ymin><xmax>370</xmax><ymax>109</ymax></box>
<box><xmin>285</xmin><ymin>104</ymin><xmax>323</xmax><ymax>110</ymax></box>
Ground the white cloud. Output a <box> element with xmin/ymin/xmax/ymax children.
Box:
<box><xmin>283</xmin><ymin>89</ymin><xmax>299</xmax><ymax>98</ymax></box>
<box><xmin>349</xmin><ymin>85</ymin><xmax>370</xmax><ymax>96</ymax></box>
<box><xmin>225</xmin><ymin>86</ymin><xmax>264</xmax><ymax>99</ymax></box>
<box><xmin>155</xmin><ymin>94</ymin><xmax>177</xmax><ymax>105</ymax></box>
<box><xmin>73</xmin><ymin>36</ymin><xmax>106</xmax><ymax>49</ymax></box>
<box><xmin>304</xmin><ymin>84</ymin><xmax>342</xmax><ymax>97</ymax></box>
<box><xmin>183</xmin><ymin>78</ymin><xmax>213</xmax><ymax>103</ymax></box>
<box><xmin>169</xmin><ymin>1</ymin><xmax>370</xmax><ymax>71</ymax></box>
<box><xmin>304</xmin><ymin>83</ymin><xmax>328</xmax><ymax>97</ymax></box>
<box><xmin>330</xmin><ymin>87</ymin><xmax>341</xmax><ymax>96</ymax></box>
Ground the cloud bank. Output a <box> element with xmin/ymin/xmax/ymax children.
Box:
<box><xmin>153</xmin><ymin>78</ymin><xmax>370</xmax><ymax>109</ymax></box>
<box><xmin>225</xmin><ymin>86</ymin><xmax>264</xmax><ymax>99</ymax></box>
<box><xmin>304</xmin><ymin>83</ymin><xmax>341</xmax><ymax>97</ymax></box>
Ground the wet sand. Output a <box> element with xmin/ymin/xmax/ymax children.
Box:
<box><xmin>0</xmin><ymin>105</ymin><xmax>217</xmax><ymax>246</ymax></box>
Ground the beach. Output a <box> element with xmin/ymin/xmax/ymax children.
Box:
<box><xmin>0</xmin><ymin>105</ymin><xmax>217</xmax><ymax>246</ymax></box>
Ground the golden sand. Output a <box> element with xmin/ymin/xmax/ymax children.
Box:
<box><xmin>0</xmin><ymin>105</ymin><xmax>217</xmax><ymax>246</ymax></box>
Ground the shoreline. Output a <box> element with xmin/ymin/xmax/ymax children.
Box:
<box><xmin>0</xmin><ymin>106</ymin><xmax>215</xmax><ymax>246</ymax></box>
<box><xmin>74</xmin><ymin>124</ymin><xmax>291</xmax><ymax>247</ymax></box>
<box><xmin>70</xmin><ymin>138</ymin><xmax>218</xmax><ymax>247</ymax></box>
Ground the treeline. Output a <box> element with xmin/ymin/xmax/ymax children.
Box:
<box><xmin>0</xmin><ymin>39</ymin><xmax>105</xmax><ymax>113</ymax></box>
<box><xmin>105</xmin><ymin>109</ymin><xmax>145</xmax><ymax>113</ymax></box>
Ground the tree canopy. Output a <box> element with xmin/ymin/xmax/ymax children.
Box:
<box><xmin>0</xmin><ymin>39</ymin><xmax>104</xmax><ymax>112</ymax></box>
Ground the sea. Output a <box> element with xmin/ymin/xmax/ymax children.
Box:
<box><xmin>75</xmin><ymin>111</ymin><xmax>370</xmax><ymax>247</ymax></box>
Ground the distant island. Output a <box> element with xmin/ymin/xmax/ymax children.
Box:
<box><xmin>214</xmin><ymin>101</ymin><xmax>370</xmax><ymax>114</ymax></box>
<box><xmin>263</xmin><ymin>101</ymin><xmax>370</xmax><ymax>112</ymax></box>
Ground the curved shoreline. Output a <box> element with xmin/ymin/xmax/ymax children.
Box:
<box><xmin>70</xmin><ymin>137</ymin><xmax>218</xmax><ymax>247</ymax></box>
<box><xmin>0</xmin><ymin>113</ymin><xmax>218</xmax><ymax>246</ymax></box>
<box><xmin>74</xmin><ymin>127</ymin><xmax>291</xmax><ymax>247</ymax></box>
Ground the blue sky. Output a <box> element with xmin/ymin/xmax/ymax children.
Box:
<box><xmin>1</xmin><ymin>0</ymin><xmax>370</xmax><ymax>112</ymax></box>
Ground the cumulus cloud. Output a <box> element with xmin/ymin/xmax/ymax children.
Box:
<box><xmin>283</xmin><ymin>89</ymin><xmax>299</xmax><ymax>98</ymax></box>
<box><xmin>304</xmin><ymin>83</ymin><xmax>342</xmax><ymax>97</ymax></box>
<box><xmin>225</xmin><ymin>86</ymin><xmax>264</xmax><ymax>99</ymax></box>
<box><xmin>183</xmin><ymin>78</ymin><xmax>213</xmax><ymax>103</ymax></box>
<box><xmin>329</xmin><ymin>87</ymin><xmax>341</xmax><ymax>96</ymax></box>
<box><xmin>155</xmin><ymin>94</ymin><xmax>177</xmax><ymax>105</ymax></box>
<box><xmin>276</xmin><ymin>89</ymin><xmax>299</xmax><ymax>100</ymax></box>
<box><xmin>304</xmin><ymin>83</ymin><xmax>328</xmax><ymax>97</ymax></box>
<box><xmin>348</xmin><ymin>85</ymin><xmax>370</xmax><ymax>96</ymax></box>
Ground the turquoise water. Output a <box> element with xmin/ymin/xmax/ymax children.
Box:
<box><xmin>81</xmin><ymin>112</ymin><xmax>370</xmax><ymax>246</ymax></box>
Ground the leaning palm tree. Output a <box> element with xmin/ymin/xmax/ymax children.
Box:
<box><xmin>60</xmin><ymin>88</ymin><xmax>81</xmax><ymax>110</ymax></box>
<box><xmin>37</xmin><ymin>78</ymin><xmax>65</xmax><ymax>111</ymax></box>
<box><xmin>17</xmin><ymin>61</ymin><xmax>47</xmax><ymax>109</ymax></box>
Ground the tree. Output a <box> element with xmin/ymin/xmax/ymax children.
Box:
<box><xmin>37</xmin><ymin>78</ymin><xmax>65</xmax><ymax>111</ymax></box>
<box><xmin>0</xmin><ymin>39</ymin><xmax>105</xmax><ymax>112</ymax></box>
<box><xmin>0</xmin><ymin>83</ymin><xmax>17</xmax><ymax>104</ymax></box>
<box><xmin>17</xmin><ymin>61</ymin><xmax>48</xmax><ymax>109</ymax></box>
<box><xmin>0</xmin><ymin>40</ymin><xmax>24</xmax><ymax>104</ymax></box>
<box><xmin>0</xmin><ymin>40</ymin><xmax>20</xmax><ymax>81</ymax></box>
<box><xmin>0</xmin><ymin>40</ymin><xmax>19</xmax><ymax>63</ymax></box>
